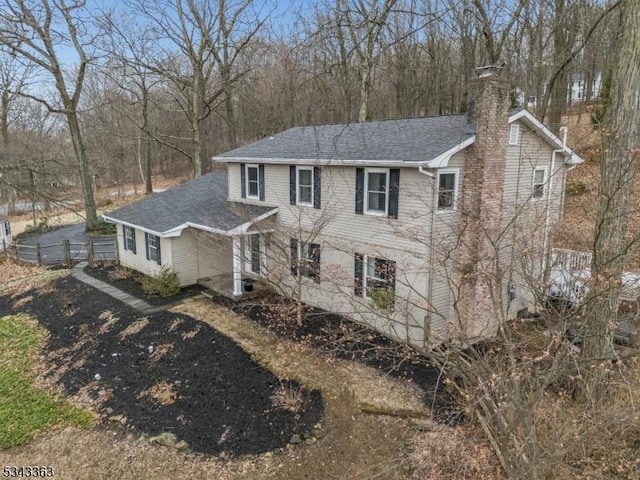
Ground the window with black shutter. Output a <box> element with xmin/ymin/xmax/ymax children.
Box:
<box><xmin>145</xmin><ymin>232</ymin><xmax>161</xmax><ymax>265</ymax></box>
<box><xmin>355</xmin><ymin>254</ymin><xmax>396</xmax><ymax>307</ymax></box>
<box><xmin>291</xmin><ymin>238</ymin><xmax>321</xmax><ymax>282</ymax></box>
<box><xmin>291</xmin><ymin>165</ymin><xmax>321</xmax><ymax>209</ymax></box>
<box><xmin>124</xmin><ymin>226</ymin><xmax>136</xmax><ymax>254</ymax></box>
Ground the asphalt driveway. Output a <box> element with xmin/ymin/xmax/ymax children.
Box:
<box><xmin>14</xmin><ymin>223</ymin><xmax>116</xmax><ymax>264</ymax></box>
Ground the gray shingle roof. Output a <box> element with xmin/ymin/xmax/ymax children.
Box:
<box><xmin>215</xmin><ymin>115</ymin><xmax>476</xmax><ymax>162</ymax></box>
<box><xmin>104</xmin><ymin>170</ymin><xmax>275</xmax><ymax>235</ymax></box>
<box><xmin>0</xmin><ymin>214</ymin><xmax>8</xmax><ymax>222</ymax></box>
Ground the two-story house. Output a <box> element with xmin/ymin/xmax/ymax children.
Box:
<box><xmin>104</xmin><ymin>69</ymin><xmax>582</xmax><ymax>349</ymax></box>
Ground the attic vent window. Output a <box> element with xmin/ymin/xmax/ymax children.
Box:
<box><xmin>509</xmin><ymin>124</ymin><xmax>520</xmax><ymax>145</ymax></box>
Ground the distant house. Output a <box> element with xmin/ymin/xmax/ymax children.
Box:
<box><xmin>104</xmin><ymin>69</ymin><xmax>583</xmax><ymax>349</ymax></box>
<box><xmin>0</xmin><ymin>214</ymin><xmax>11</xmax><ymax>250</ymax></box>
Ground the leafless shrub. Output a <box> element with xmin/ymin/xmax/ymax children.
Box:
<box><xmin>271</xmin><ymin>381</ymin><xmax>304</xmax><ymax>414</ymax></box>
<box><xmin>108</xmin><ymin>265</ymin><xmax>133</xmax><ymax>281</ymax></box>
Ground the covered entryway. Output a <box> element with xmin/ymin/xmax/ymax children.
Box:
<box><xmin>197</xmin><ymin>232</ymin><xmax>269</xmax><ymax>299</ymax></box>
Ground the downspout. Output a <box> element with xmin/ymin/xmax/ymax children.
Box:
<box><xmin>543</xmin><ymin>127</ymin><xmax>568</xmax><ymax>278</ymax></box>
<box><xmin>419</xmin><ymin>164</ymin><xmax>437</xmax><ymax>346</ymax></box>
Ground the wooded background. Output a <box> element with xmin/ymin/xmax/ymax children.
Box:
<box><xmin>0</xmin><ymin>0</ymin><xmax>620</xmax><ymax>223</ymax></box>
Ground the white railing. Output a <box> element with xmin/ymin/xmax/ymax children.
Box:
<box><xmin>551</xmin><ymin>248</ymin><xmax>592</xmax><ymax>273</ymax></box>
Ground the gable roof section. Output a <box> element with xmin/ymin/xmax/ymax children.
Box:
<box><xmin>213</xmin><ymin>109</ymin><xmax>583</xmax><ymax>167</ymax></box>
<box><xmin>214</xmin><ymin>115</ymin><xmax>475</xmax><ymax>166</ymax></box>
<box><xmin>103</xmin><ymin>170</ymin><xmax>276</xmax><ymax>237</ymax></box>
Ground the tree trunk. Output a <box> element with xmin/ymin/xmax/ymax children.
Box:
<box><xmin>581</xmin><ymin>0</ymin><xmax>640</xmax><ymax>399</ymax></box>
<box><xmin>66</xmin><ymin>109</ymin><xmax>98</xmax><ymax>230</ymax></box>
<box><xmin>192</xmin><ymin>72</ymin><xmax>204</xmax><ymax>178</ymax></box>
<box><xmin>142</xmin><ymin>92</ymin><xmax>153</xmax><ymax>195</ymax></box>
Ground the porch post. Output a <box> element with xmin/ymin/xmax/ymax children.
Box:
<box><xmin>232</xmin><ymin>235</ymin><xmax>243</xmax><ymax>296</ymax></box>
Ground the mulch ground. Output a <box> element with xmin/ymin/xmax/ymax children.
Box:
<box><xmin>0</xmin><ymin>276</ymin><xmax>323</xmax><ymax>456</ymax></box>
<box><xmin>84</xmin><ymin>264</ymin><xmax>205</xmax><ymax>306</ymax></box>
<box><xmin>85</xmin><ymin>264</ymin><xmax>459</xmax><ymax>423</ymax></box>
<box><xmin>213</xmin><ymin>296</ymin><xmax>460</xmax><ymax>424</ymax></box>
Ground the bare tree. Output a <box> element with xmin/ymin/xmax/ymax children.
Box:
<box><xmin>0</xmin><ymin>0</ymin><xmax>100</xmax><ymax>229</ymax></box>
<box><xmin>130</xmin><ymin>0</ymin><xmax>267</xmax><ymax>177</ymax></box>
<box><xmin>580</xmin><ymin>0</ymin><xmax>640</xmax><ymax>397</ymax></box>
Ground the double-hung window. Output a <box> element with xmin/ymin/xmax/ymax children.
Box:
<box><xmin>533</xmin><ymin>167</ymin><xmax>546</xmax><ymax>199</ymax></box>
<box><xmin>354</xmin><ymin>253</ymin><xmax>396</xmax><ymax>306</ymax></box>
<box><xmin>364</xmin><ymin>257</ymin><xmax>396</xmax><ymax>298</ymax></box>
<box><xmin>246</xmin><ymin>164</ymin><xmax>260</xmax><ymax>199</ymax></box>
<box><xmin>290</xmin><ymin>238</ymin><xmax>320</xmax><ymax>282</ymax></box>
<box><xmin>290</xmin><ymin>165</ymin><xmax>321</xmax><ymax>208</ymax></box>
<box><xmin>124</xmin><ymin>226</ymin><xmax>136</xmax><ymax>254</ymax></box>
<box><xmin>241</xmin><ymin>163</ymin><xmax>265</xmax><ymax>201</ymax></box>
<box><xmin>355</xmin><ymin>168</ymin><xmax>400</xmax><ymax>218</ymax></box>
<box><xmin>365</xmin><ymin>169</ymin><xmax>389</xmax><ymax>215</ymax></box>
<box><xmin>297</xmin><ymin>166</ymin><xmax>313</xmax><ymax>206</ymax></box>
<box><xmin>145</xmin><ymin>232</ymin><xmax>161</xmax><ymax>265</ymax></box>
<box><xmin>437</xmin><ymin>169</ymin><xmax>458</xmax><ymax>211</ymax></box>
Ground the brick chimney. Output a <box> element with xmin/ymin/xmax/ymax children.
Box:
<box><xmin>455</xmin><ymin>66</ymin><xmax>511</xmax><ymax>340</ymax></box>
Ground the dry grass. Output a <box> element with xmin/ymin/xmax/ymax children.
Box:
<box><xmin>149</xmin><ymin>343</ymin><xmax>174</xmax><ymax>362</ymax></box>
<box><xmin>172</xmin><ymin>300</ymin><xmax>427</xmax><ymax>413</ymax></box>
<box><xmin>271</xmin><ymin>382</ymin><xmax>304</xmax><ymax>415</ymax></box>
<box><xmin>118</xmin><ymin>318</ymin><xmax>150</xmax><ymax>340</ymax></box>
<box><xmin>181</xmin><ymin>325</ymin><xmax>201</xmax><ymax>340</ymax></box>
<box><xmin>98</xmin><ymin>310</ymin><xmax>119</xmax><ymax>335</ymax></box>
<box><xmin>409</xmin><ymin>423</ymin><xmax>503</xmax><ymax>479</ymax></box>
<box><xmin>138</xmin><ymin>381</ymin><xmax>179</xmax><ymax>406</ymax></box>
<box><xmin>107</xmin><ymin>265</ymin><xmax>133</xmax><ymax>281</ymax></box>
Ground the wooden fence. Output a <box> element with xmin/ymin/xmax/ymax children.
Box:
<box><xmin>2</xmin><ymin>238</ymin><xmax>117</xmax><ymax>266</ymax></box>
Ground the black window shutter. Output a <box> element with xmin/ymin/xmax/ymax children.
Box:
<box><xmin>386</xmin><ymin>260</ymin><xmax>396</xmax><ymax>290</ymax></box>
<box><xmin>144</xmin><ymin>232</ymin><xmax>150</xmax><ymax>260</ymax></box>
<box><xmin>131</xmin><ymin>228</ymin><xmax>137</xmax><ymax>254</ymax></box>
<box><xmin>290</xmin><ymin>238</ymin><xmax>298</xmax><ymax>276</ymax></box>
<box><xmin>354</xmin><ymin>253</ymin><xmax>364</xmax><ymax>296</ymax></box>
<box><xmin>389</xmin><ymin>169</ymin><xmax>400</xmax><ymax>219</ymax></box>
<box><xmin>313</xmin><ymin>166</ymin><xmax>321</xmax><ymax>209</ymax></box>
<box><xmin>259</xmin><ymin>164</ymin><xmax>265</xmax><ymax>201</ymax></box>
<box><xmin>240</xmin><ymin>163</ymin><xmax>246</xmax><ymax>198</ymax></box>
<box><xmin>311</xmin><ymin>242</ymin><xmax>321</xmax><ymax>283</ymax></box>
<box><xmin>290</xmin><ymin>165</ymin><xmax>296</xmax><ymax>205</ymax></box>
<box><xmin>156</xmin><ymin>236</ymin><xmax>162</xmax><ymax>265</ymax></box>
<box><xmin>355</xmin><ymin>168</ymin><xmax>364</xmax><ymax>214</ymax></box>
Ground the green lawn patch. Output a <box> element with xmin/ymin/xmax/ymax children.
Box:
<box><xmin>0</xmin><ymin>315</ymin><xmax>93</xmax><ymax>449</ymax></box>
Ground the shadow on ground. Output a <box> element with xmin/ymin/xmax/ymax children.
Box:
<box><xmin>0</xmin><ymin>276</ymin><xmax>323</xmax><ymax>456</ymax></box>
